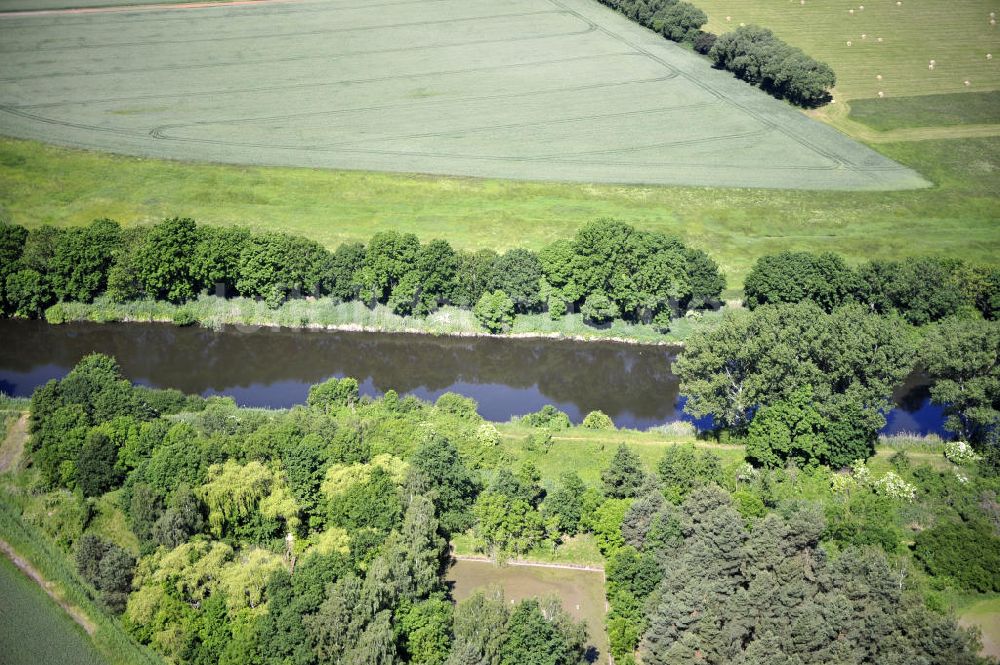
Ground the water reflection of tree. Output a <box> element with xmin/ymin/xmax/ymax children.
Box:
<box><xmin>0</xmin><ymin>321</ymin><xmax>682</xmax><ymax>420</ymax></box>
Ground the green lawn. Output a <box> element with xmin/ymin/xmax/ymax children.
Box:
<box><xmin>690</xmin><ymin>0</ymin><xmax>1000</xmax><ymax>101</ymax></box>
<box><xmin>850</xmin><ymin>91</ymin><xmax>1000</xmax><ymax>131</ymax></box>
<box><xmin>2</xmin><ymin>135</ymin><xmax>997</xmax><ymax>293</ymax></box>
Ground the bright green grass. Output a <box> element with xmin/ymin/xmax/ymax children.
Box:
<box><xmin>0</xmin><ymin>556</ymin><xmax>108</xmax><ymax>665</ymax></box>
<box><xmin>850</xmin><ymin>91</ymin><xmax>1000</xmax><ymax>131</ymax></box>
<box><xmin>497</xmin><ymin>423</ymin><xmax>740</xmax><ymax>486</ymax></box>
<box><xmin>2</xmin><ymin>136</ymin><xmax>997</xmax><ymax>293</ymax></box>
<box><xmin>691</xmin><ymin>0</ymin><xmax>1000</xmax><ymax>101</ymax></box>
<box><xmin>451</xmin><ymin>532</ymin><xmax>605</xmax><ymax>567</ymax></box>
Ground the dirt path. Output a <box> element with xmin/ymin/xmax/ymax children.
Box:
<box><xmin>0</xmin><ymin>539</ymin><xmax>97</xmax><ymax>635</ymax></box>
<box><xmin>0</xmin><ymin>0</ymin><xmax>297</xmax><ymax>18</ymax></box>
<box><xmin>0</xmin><ymin>412</ymin><xmax>28</xmax><ymax>473</ymax></box>
<box><xmin>810</xmin><ymin>102</ymin><xmax>1000</xmax><ymax>144</ymax></box>
<box><xmin>452</xmin><ymin>554</ymin><xmax>604</xmax><ymax>573</ymax></box>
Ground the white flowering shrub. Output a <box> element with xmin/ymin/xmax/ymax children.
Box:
<box><xmin>736</xmin><ymin>463</ymin><xmax>758</xmax><ymax>483</ymax></box>
<box><xmin>831</xmin><ymin>473</ymin><xmax>857</xmax><ymax>494</ymax></box>
<box><xmin>953</xmin><ymin>470</ymin><xmax>970</xmax><ymax>485</ymax></box>
<box><xmin>850</xmin><ymin>459</ymin><xmax>872</xmax><ymax>485</ymax></box>
<box><xmin>944</xmin><ymin>441</ymin><xmax>980</xmax><ymax>466</ymax></box>
<box><xmin>476</xmin><ymin>422</ymin><xmax>501</xmax><ymax>447</ymax></box>
<box><xmin>873</xmin><ymin>472</ymin><xmax>917</xmax><ymax>502</ymax></box>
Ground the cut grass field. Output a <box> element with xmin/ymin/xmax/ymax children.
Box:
<box><xmin>0</xmin><ymin>0</ymin><xmax>921</xmax><ymax>189</ymax></box>
<box><xmin>691</xmin><ymin>0</ymin><xmax>1000</xmax><ymax>102</ymax></box>
<box><xmin>849</xmin><ymin>90</ymin><xmax>1000</xmax><ymax>131</ymax></box>
<box><xmin>1</xmin><ymin>134</ymin><xmax>996</xmax><ymax>292</ymax></box>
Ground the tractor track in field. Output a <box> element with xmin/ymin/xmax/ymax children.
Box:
<box><xmin>0</xmin><ymin>7</ymin><xmax>573</xmax><ymax>52</ymax></box>
<box><xmin>0</xmin><ymin>0</ymin><xmax>926</xmax><ymax>188</ymax></box>
<box><xmin>1</xmin><ymin>0</ymin><xmax>457</xmax><ymax>26</ymax></box>
<box><xmin>0</xmin><ymin>14</ymin><xmax>598</xmax><ymax>79</ymax></box>
<box><xmin>15</xmin><ymin>60</ymin><xmax>670</xmax><ymax>111</ymax></box>
<box><xmin>0</xmin><ymin>0</ymin><xmax>298</xmax><ymax>18</ymax></box>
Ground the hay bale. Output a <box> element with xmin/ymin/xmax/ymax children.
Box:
<box><xmin>876</xmin><ymin>74</ymin><xmax>882</xmax><ymax>80</ymax></box>
<box><xmin>877</xmin><ymin>37</ymin><xmax>883</xmax><ymax>42</ymax></box>
<box><xmin>847</xmin><ymin>40</ymin><xmax>853</xmax><ymax>46</ymax></box>
<box><xmin>988</xmin><ymin>53</ymin><xmax>993</xmax><ymax>60</ymax></box>
<box><xmin>964</xmin><ymin>80</ymin><xmax>971</xmax><ymax>86</ymax></box>
<box><xmin>877</xmin><ymin>91</ymin><xmax>884</xmax><ymax>98</ymax></box>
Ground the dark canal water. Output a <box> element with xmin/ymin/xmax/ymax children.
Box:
<box><xmin>0</xmin><ymin>320</ymin><xmax>947</xmax><ymax>435</ymax></box>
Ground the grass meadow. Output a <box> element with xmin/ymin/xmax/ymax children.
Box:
<box><xmin>2</xmin><ymin>134</ymin><xmax>996</xmax><ymax>293</ymax></box>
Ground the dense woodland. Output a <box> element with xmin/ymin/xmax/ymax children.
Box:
<box><xmin>596</xmin><ymin>0</ymin><xmax>836</xmax><ymax>106</ymax></box>
<box><xmin>0</xmin><ymin>218</ymin><xmax>724</xmax><ymax>332</ymax></box>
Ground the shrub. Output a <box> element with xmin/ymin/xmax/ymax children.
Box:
<box><xmin>583</xmin><ymin>410</ymin><xmax>615</xmax><ymax>430</ymax></box>
<box><xmin>580</xmin><ymin>293</ymin><xmax>619</xmax><ymax>325</ymax></box>
<box><xmin>914</xmin><ymin>520</ymin><xmax>1000</xmax><ymax>592</ymax></box>
<box><xmin>520</xmin><ymin>405</ymin><xmax>571</xmax><ymax>430</ymax></box>
<box><xmin>474</xmin><ymin>290</ymin><xmax>515</xmax><ymax>333</ymax></box>
<box><xmin>476</xmin><ymin>422</ymin><xmax>501</xmax><ymax>447</ymax></box>
<box><xmin>692</xmin><ymin>31</ymin><xmax>717</xmax><ymax>54</ymax></box>
<box><xmin>435</xmin><ymin>392</ymin><xmax>479</xmax><ymax>420</ymax></box>
<box><xmin>547</xmin><ymin>295</ymin><xmax>566</xmax><ymax>320</ymax></box>
<box><xmin>944</xmin><ymin>440</ymin><xmax>980</xmax><ymax>466</ymax></box>
<box><xmin>872</xmin><ymin>471</ymin><xmax>916</xmax><ymax>502</ymax></box>
<box><xmin>172</xmin><ymin>308</ymin><xmax>196</xmax><ymax>326</ymax></box>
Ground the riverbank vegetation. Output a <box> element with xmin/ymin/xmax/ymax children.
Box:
<box><xmin>3</xmin><ymin>346</ymin><xmax>998</xmax><ymax>664</ymax></box>
<box><xmin>0</xmin><ymin>217</ymin><xmax>724</xmax><ymax>341</ymax></box>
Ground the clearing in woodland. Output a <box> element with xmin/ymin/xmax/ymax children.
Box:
<box><xmin>0</xmin><ymin>0</ymin><xmax>923</xmax><ymax>189</ymax></box>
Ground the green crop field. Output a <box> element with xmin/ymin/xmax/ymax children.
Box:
<box><xmin>0</xmin><ymin>556</ymin><xmax>108</xmax><ymax>665</ymax></box>
<box><xmin>692</xmin><ymin>0</ymin><xmax>1000</xmax><ymax>102</ymax></box>
<box><xmin>0</xmin><ymin>0</ymin><xmax>217</xmax><ymax>11</ymax></box>
<box><xmin>0</xmin><ymin>0</ymin><xmax>923</xmax><ymax>189</ymax></box>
